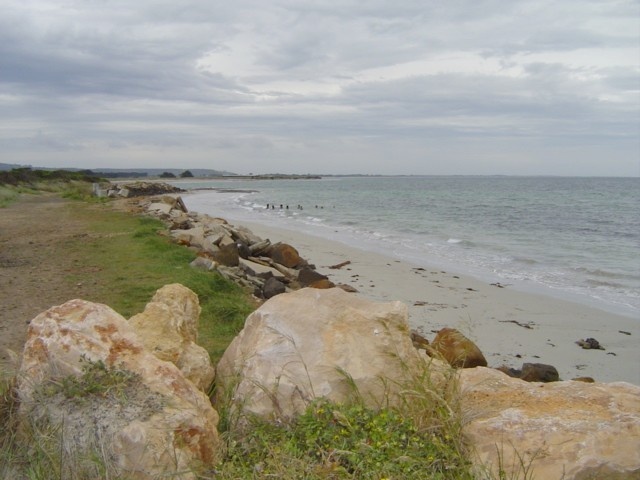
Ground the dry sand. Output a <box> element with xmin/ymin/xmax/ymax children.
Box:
<box><xmin>187</xmin><ymin>197</ymin><xmax>639</xmax><ymax>385</ymax></box>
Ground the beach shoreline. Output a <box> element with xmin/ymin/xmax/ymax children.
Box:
<box><xmin>182</xmin><ymin>193</ymin><xmax>639</xmax><ymax>385</ymax></box>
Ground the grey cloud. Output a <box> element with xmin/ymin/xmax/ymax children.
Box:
<box><xmin>0</xmin><ymin>0</ymin><xmax>637</xmax><ymax>175</ymax></box>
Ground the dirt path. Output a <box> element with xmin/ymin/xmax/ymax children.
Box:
<box><xmin>0</xmin><ymin>194</ymin><xmax>90</xmax><ymax>366</ymax></box>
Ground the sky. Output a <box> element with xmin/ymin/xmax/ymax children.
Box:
<box><xmin>1</xmin><ymin>1</ymin><xmax>639</xmax><ymax>176</ymax></box>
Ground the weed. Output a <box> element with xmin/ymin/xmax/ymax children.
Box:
<box><xmin>0</xmin><ymin>185</ymin><xmax>18</xmax><ymax>207</ymax></box>
<box><xmin>36</xmin><ymin>356</ymin><xmax>138</xmax><ymax>403</ymax></box>
<box><xmin>215</xmin><ymin>395</ymin><xmax>474</xmax><ymax>479</ymax></box>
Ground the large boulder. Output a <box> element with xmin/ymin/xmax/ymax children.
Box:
<box><xmin>519</xmin><ymin>362</ymin><xmax>559</xmax><ymax>382</ymax></box>
<box><xmin>215</xmin><ymin>288</ymin><xmax>423</xmax><ymax>423</ymax></box>
<box><xmin>214</xmin><ymin>242</ymin><xmax>240</xmax><ymax>267</ymax></box>
<box><xmin>459</xmin><ymin>367</ymin><xmax>640</xmax><ymax>480</ymax></box>
<box><xmin>17</xmin><ymin>298</ymin><xmax>221</xmax><ymax>479</ymax></box>
<box><xmin>268</xmin><ymin>243</ymin><xmax>303</xmax><ymax>268</ymax></box>
<box><xmin>297</xmin><ymin>267</ymin><xmax>329</xmax><ymax>287</ymax></box>
<box><xmin>429</xmin><ymin>327</ymin><xmax>487</xmax><ymax>368</ymax></box>
<box><xmin>129</xmin><ymin>284</ymin><xmax>215</xmax><ymax>391</ymax></box>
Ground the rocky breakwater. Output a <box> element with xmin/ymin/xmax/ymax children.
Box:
<box><xmin>15</xmin><ymin>284</ymin><xmax>220</xmax><ymax>480</ymax></box>
<box><xmin>104</xmin><ymin>181</ymin><xmax>185</xmax><ymax>198</ymax></box>
<box><xmin>139</xmin><ymin>194</ymin><xmax>350</xmax><ymax>300</ymax></box>
<box><xmin>216</xmin><ymin>288</ymin><xmax>640</xmax><ymax>480</ymax></box>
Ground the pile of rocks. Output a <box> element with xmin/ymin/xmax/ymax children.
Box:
<box><xmin>141</xmin><ymin>195</ymin><xmax>347</xmax><ymax>300</ymax></box>
<box><xmin>13</xmin><ymin>282</ymin><xmax>639</xmax><ymax>479</ymax></box>
<box><xmin>16</xmin><ymin>284</ymin><xmax>220</xmax><ymax>479</ymax></box>
<box><xmin>217</xmin><ymin>288</ymin><xmax>640</xmax><ymax>480</ymax></box>
<box><xmin>102</xmin><ymin>182</ymin><xmax>185</xmax><ymax>198</ymax></box>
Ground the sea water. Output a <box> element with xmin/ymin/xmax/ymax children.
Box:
<box><xmin>177</xmin><ymin>176</ymin><xmax>639</xmax><ymax>319</ymax></box>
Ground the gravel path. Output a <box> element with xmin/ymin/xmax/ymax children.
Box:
<box><xmin>0</xmin><ymin>194</ymin><xmax>89</xmax><ymax>366</ymax></box>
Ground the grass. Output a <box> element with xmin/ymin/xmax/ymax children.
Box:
<box><xmin>47</xmin><ymin>201</ymin><xmax>256</xmax><ymax>363</ymax></box>
<box><xmin>212</xmin><ymin>324</ymin><xmax>475</xmax><ymax>479</ymax></box>
<box><xmin>214</xmin><ymin>378</ymin><xmax>474</xmax><ymax>479</ymax></box>
<box><xmin>0</xmin><ymin>185</ymin><xmax>19</xmax><ymax>207</ymax></box>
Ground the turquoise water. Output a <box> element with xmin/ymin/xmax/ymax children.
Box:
<box><xmin>178</xmin><ymin>176</ymin><xmax>639</xmax><ymax>318</ymax></box>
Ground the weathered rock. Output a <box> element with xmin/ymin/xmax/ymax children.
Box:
<box><xmin>171</xmin><ymin>196</ymin><xmax>188</xmax><ymax>213</ymax></box>
<box><xmin>169</xmin><ymin>216</ymin><xmax>192</xmax><ymax>231</ymax></box>
<box><xmin>336</xmin><ymin>283</ymin><xmax>359</xmax><ymax>293</ymax></box>
<box><xmin>576</xmin><ymin>337</ymin><xmax>605</xmax><ymax>350</ymax></box>
<box><xmin>269</xmin><ymin>243</ymin><xmax>303</xmax><ymax>268</ymax></box>
<box><xmin>459</xmin><ymin>367</ymin><xmax>640</xmax><ymax>480</ymax></box>
<box><xmin>248</xmin><ymin>239</ymin><xmax>271</xmax><ymax>255</ymax></box>
<box><xmin>308</xmin><ymin>278</ymin><xmax>336</xmax><ymax>289</ymax></box>
<box><xmin>148</xmin><ymin>195</ymin><xmax>187</xmax><ymax>213</ymax></box>
<box><xmin>297</xmin><ymin>267</ymin><xmax>329</xmax><ymax>286</ymax></box>
<box><xmin>115</xmin><ymin>181</ymin><xmax>184</xmax><ymax>197</ymax></box>
<box><xmin>429</xmin><ymin>328</ymin><xmax>487</xmax><ymax>368</ymax></box>
<box><xmin>17</xmin><ymin>298</ymin><xmax>220</xmax><ymax>479</ymax></box>
<box><xmin>495</xmin><ymin>365</ymin><xmax>521</xmax><ymax>378</ymax></box>
<box><xmin>410</xmin><ymin>330</ymin><xmax>430</xmax><ymax>351</ymax></box>
<box><xmin>496</xmin><ymin>362</ymin><xmax>560</xmax><ymax>382</ymax></box>
<box><xmin>214</xmin><ymin>243</ymin><xmax>240</xmax><ymax>267</ymax></box>
<box><xmin>129</xmin><ymin>284</ymin><xmax>215</xmax><ymax>391</ymax></box>
<box><xmin>265</xmin><ymin>260</ymin><xmax>299</xmax><ymax>279</ymax></box>
<box><xmin>215</xmin><ymin>288</ymin><xmax>423</xmax><ymax>423</ymax></box>
<box><xmin>218</xmin><ymin>234</ymin><xmax>236</xmax><ymax>247</ymax></box>
<box><xmin>202</xmin><ymin>222</ymin><xmax>229</xmax><ymax>240</ymax></box>
<box><xmin>236</xmin><ymin>241</ymin><xmax>251</xmax><ymax>260</ymax></box>
<box><xmin>171</xmin><ymin>225</ymin><xmax>217</xmax><ymax>253</ymax></box>
<box><xmin>147</xmin><ymin>202</ymin><xmax>173</xmax><ymax>216</ymax></box>
<box><xmin>190</xmin><ymin>256</ymin><xmax>216</xmax><ymax>271</ymax></box>
<box><xmin>239</xmin><ymin>258</ymin><xmax>281</xmax><ymax>279</ymax></box>
<box><xmin>228</xmin><ymin>225</ymin><xmax>263</xmax><ymax>246</ymax></box>
<box><xmin>520</xmin><ymin>362</ymin><xmax>559</xmax><ymax>382</ymax></box>
<box><xmin>262</xmin><ymin>276</ymin><xmax>286</xmax><ymax>299</ymax></box>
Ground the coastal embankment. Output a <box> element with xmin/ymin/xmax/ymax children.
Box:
<box><xmin>2</xmin><ymin>186</ymin><xmax>639</xmax><ymax>479</ymax></box>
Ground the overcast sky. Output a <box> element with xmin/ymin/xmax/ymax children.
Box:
<box><xmin>1</xmin><ymin>1</ymin><xmax>638</xmax><ymax>176</ymax></box>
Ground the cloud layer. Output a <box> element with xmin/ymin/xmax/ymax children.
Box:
<box><xmin>1</xmin><ymin>0</ymin><xmax>638</xmax><ymax>175</ymax></box>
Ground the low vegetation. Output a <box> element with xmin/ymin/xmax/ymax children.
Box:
<box><xmin>0</xmin><ymin>167</ymin><xmax>102</xmax><ymax>186</ymax></box>
<box><xmin>0</xmin><ymin>167</ymin><xmax>104</xmax><ymax>206</ymax></box>
<box><xmin>34</xmin><ymin>356</ymin><xmax>139</xmax><ymax>403</ymax></box>
<box><xmin>216</xmin><ymin>394</ymin><xmax>473</xmax><ymax>479</ymax></box>
<box><xmin>0</xmin><ymin>180</ymin><xmax>482</xmax><ymax>479</ymax></box>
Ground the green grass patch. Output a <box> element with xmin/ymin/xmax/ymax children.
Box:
<box><xmin>216</xmin><ymin>397</ymin><xmax>473</xmax><ymax>479</ymax></box>
<box><xmin>0</xmin><ymin>186</ymin><xmax>18</xmax><ymax>208</ymax></box>
<box><xmin>0</xmin><ymin>193</ymin><xmax>256</xmax><ymax>479</ymax></box>
<box><xmin>58</xmin><ymin>203</ymin><xmax>255</xmax><ymax>364</ymax></box>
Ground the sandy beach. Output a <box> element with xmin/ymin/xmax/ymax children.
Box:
<box><xmin>183</xmin><ymin>194</ymin><xmax>639</xmax><ymax>385</ymax></box>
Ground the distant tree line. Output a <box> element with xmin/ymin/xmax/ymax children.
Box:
<box><xmin>93</xmin><ymin>171</ymin><xmax>148</xmax><ymax>178</ymax></box>
<box><xmin>160</xmin><ymin>170</ymin><xmax>194</xmax><ymax>178</ymax></box>
<box><xmin>0</xmin><ymin>168</ymin><xmax>102</xmax><ymax>186</ymax></box>
<box><xmin>0</xmin><ymin>167</ymin><xmax>199</xmax><ymax>186</ymax></box>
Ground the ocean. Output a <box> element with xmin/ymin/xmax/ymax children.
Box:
<box><xmin>176</xmin><ymin>176</ymin><xmax>639</xmax><ymax>319</ymax></box>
